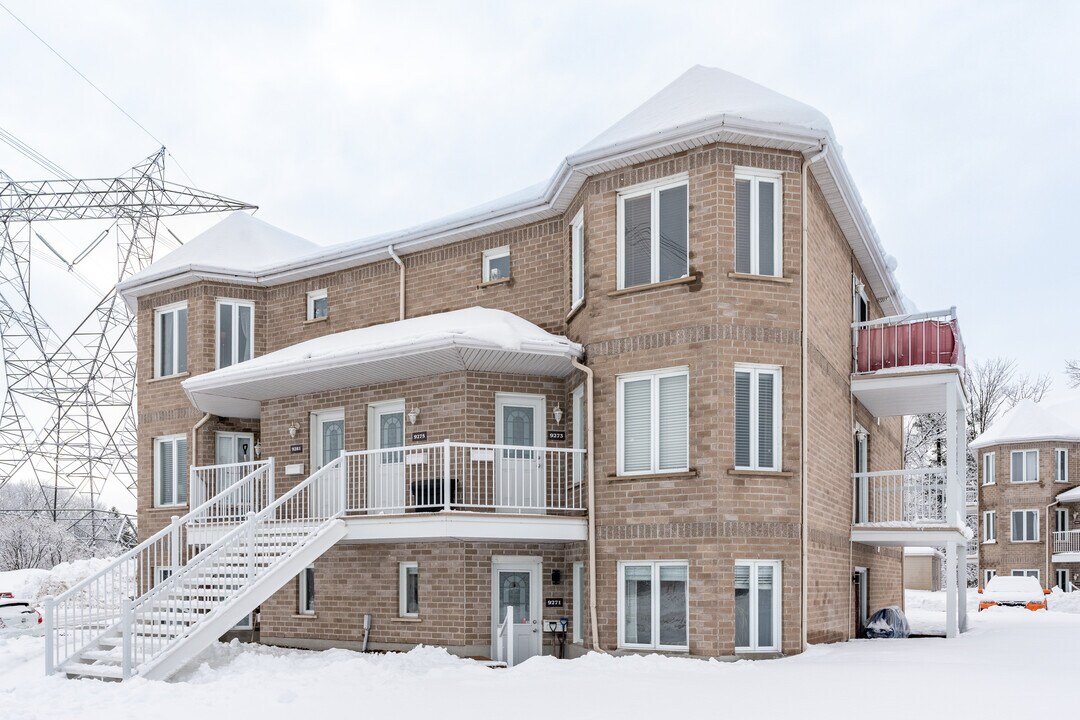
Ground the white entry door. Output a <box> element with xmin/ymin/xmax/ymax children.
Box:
<box><xmin>491</xmin><ymin>558</ymin><xmax>541</xmax><ymax>664</ymax></box>
<box><xmin>368</xmin><ymin>400</ymin><xmax>406</xmax><ymax>512</ymax></box>
<box><xmin>495</xmin><ymin>394</ymin><xmax>546</xmax><ymax>513</ymax></box>
<box><xmin>312</xmin><ymin>409</ymin><xmax>345</xmax><ymax>472</ymax></box>
<box><xmin>215</xmin><ymin>431</ymin><xmax>255</xmax><ymax>516</ymax></box>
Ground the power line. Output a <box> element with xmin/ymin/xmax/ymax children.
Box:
<box><xmin>0</xmin><ymin>125</ymin><xmax>73</xmax><ymax>180</ymax></box>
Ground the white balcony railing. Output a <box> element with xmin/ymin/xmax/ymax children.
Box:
<box><xmin>852</xmin><ymin>467</ymin><xmax>949</xmax><ymax>526</ymax></box>
<box><xmin>1054</xmin><ymin>530</ymin><xmax>1080</xmax><ymax>554</ymax></box>
<box><xmin>190</xmin><ymin>461</ymin><xmax>274</xmax><ymax>521</ymax></box>
<box><xmin>966</xmin><ymin>488</ymin><xmax>978</xmax><ymax>505</ymax></box>
<box><xmin>853</xmin><ymin>308</ymin><xmax>965</xmax><ymax>375</ymax></box>
<box><xmin>341</xmin><ymin>441</ymin><xmax>586</xmax><ymax>515</ymax></box>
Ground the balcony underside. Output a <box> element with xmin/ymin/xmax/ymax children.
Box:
<box><xmin>850</xmin><ymin>367</ymin><xmax>966</xmax><ymax>417</ymax></box>
<box><xmin>341</xmin><ymin>511</ymin><xmax>587</xmax><ymax>543</ymax></box>
<box><xmin>1052</xmin><ymin>553</ymin><xmax>1080</xmax><ymax>564</ymax></box>
<box><xmin>851</xmin><ymin>524</ymin><xmax>968</xmax><ymax>547</ymax></box>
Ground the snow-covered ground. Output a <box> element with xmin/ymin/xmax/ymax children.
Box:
<box><xmin>2</xmin><ymin>586</ymin><xmax>1079</xmax><ymax>719</ymax></box>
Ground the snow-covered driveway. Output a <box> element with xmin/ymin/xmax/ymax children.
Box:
<box><xmin>2</xmin><ymin>607</ymin><xmax>1077</xmax><ymax>719</ymax></box>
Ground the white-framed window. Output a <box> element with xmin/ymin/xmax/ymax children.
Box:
<box><xmin>1010</xmin><ymin>449</ymin><xmax>1038</xmax><ymax>483</ymax></box>
<box><xmin>983</xmin><ymin>511</ymin><xmax>996</xmax><ymax>543</ymax></box>
<box><xmin>734</xmin><ymin>168</ymin><xmax>783</xmax><ymax>277</ymax></box>
<box><xmin>1011</xmin><ymin>569</ymin><xmax>1040</xmax><ymax>579</ymax></box>
<box><xmin>1057</xmin><ymin>569</ymin><xmax>1072</xmax><ymax>592</ymax></box>
<box><xmin>617</xmin><ymin>174</ymin><xmax>689</xmax><ymax>289</ymax></box>
<box><xmin>399</xmin><ymin>562</ymin><xmax>419</xmax><ymax>617</ymax></box>
<box><xmin>735</xmin><ymin>560</ymin><xmax>782</xmax><ymax>653</ymax></box>
<box><xmin>298</xmin><ymin>565</ymin><xmax>315</xmax><ymax>615</ymax></box>
<box><xmin>154</xmin><ymin>302</ymin><xmax>188</xmax><ymax>378</ymax></box>
<box><xmin>1011</xmin><ymin>509</ymin><xmax>1039</xmax><ymax>542</ymax></box>
<box><xmin>1056</xmin><ymin>448</ymin><xmax>1068</xmax><ymax>482</ymax></box>
<box><xmin>572</xmin><ymin>384</ymin><xmax>585</xmax><ymax>485</ymax></box>
<box><xmin>307</xmin><ymin>289</ymin><xmax>328</xmax><ymax>321</ymax></box>
<box><xmin>982</xmin><ymin>452</ymin><xmax>996</xmax><ymax>485</ymax></box>
<box><xmin>983</xmin><ymin>569</ymin><xmax>996</xmax><ymax>587</ymax></box>
<box><xmin>570</xmin><ymin>208</ymin><xmax>585</xmax><ymax>309</ymax></box>
<box><xmin>482</xmin><ymin>246</ymin><xmax>510</xmax><ymax>282</ymax></box>
<box><xmin>853</xmin><ymin>279</ymin><xmax>870</xmax><ymax>324</ymax></box>
<box><xmin>216</xmin><ymin>299</ymin><xmax>254</xmax><ymax>369</ymax></box>
<box><xmin>572</xmin><ymin>561</ymin><xmax>584</xmax><ymax>644</ymax></box>
<box><xmin>616</xmin><ymin>367</ymin><xmax>689</xmax><ymax>476</ymax></box>
<box><xmin>734</xmin><ymin>364</ymin><xmax>782</xmax><ymax>471</ymax></box>
<box><xmin>155</xmin><ymin>566</ymin><xmax>174</xmax><ymax>586</ymax></box>
<box><xmin>153</xmin><ymin>435</ymin><xmax>188</xmax><ymax>507</ymax></box>
<box><xmin>1056</xmin><ymin>508</ymin><xmax>1070</xmax><ymax>533</ymax></box>
<box><xmin>617</xmin><ymin>560</ymin><xmax>689</xmax><ymax>651</ymax></box>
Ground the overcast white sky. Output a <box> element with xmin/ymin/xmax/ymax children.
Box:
<box><xmin>2</xmin><ymin>0</ymin><xmax>1078</xmax><ymax>383</ymax></box>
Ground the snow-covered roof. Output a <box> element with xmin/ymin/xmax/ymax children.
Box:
<box><xmin>182</xmin><ymin>307</ymin><xmax>582</xmax><ymax>418</ymax></box>
<box><xmin>119</xmin><ymin>66</ymin><xmax>908</xmax><ymax>316</ymax></box>
<box><xmin>903</xmin><ymin>546</ymin><xmax>944</xmax><ymax>558</ymax></box>
<box><xmin>970</xmin><ymin>389</ymin><xmax>1080</xmax><ymax>449</ymax></box>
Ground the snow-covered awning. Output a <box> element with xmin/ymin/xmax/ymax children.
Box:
<box><xmin>1058</xmin><ymin>485</ymin><xmax>1080</xmax><ymax>504</ymax></box>
<box><xmin>181</xmin><ymin>307</ymin><xmax>582</xmax><ymax>419</ymax></box>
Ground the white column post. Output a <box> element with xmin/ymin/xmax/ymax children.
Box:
<box><xmin>169</xmin><ymin>515</ymin><xmax>180</xmax><ymax>570</ymax></box>
<box><xmin>121</xmin><ymin>596</ymin><xmax>133</xmax><ymax>679</ymax></box>
<box><xmin>945</xmin><ymin>541</ymin><xmax>959</xmax><ymax>638</ymax></box>
<box><xmin>246</xmin><ymin>511</ymin><xmax>257</xmax><ymax>582</ymax></box>
<box><xmin>957</xmin><ymin>400</ymin><xmax>969</xmax><ymax>632</ymax></box>
<box><xmin>43</xmin><ymin>595</ymin><xmax>55</xmax><ymax>675</ymax></box>
<box><xmin>442</xmin><ymin>439</ymin><xmax>452</xmax><ymax>512</ymax></box>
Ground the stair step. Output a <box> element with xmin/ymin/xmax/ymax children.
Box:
<box><xmin>81</xmin><ymin>649</ymin><xmax>123</xmax><ymax>663</ymax></box>
<box><xmin>62</xmin><ymin>662</ymin><xmax>125</xmax><ymax>680</ymax></box>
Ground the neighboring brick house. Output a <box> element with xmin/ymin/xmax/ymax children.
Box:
<box><xmin>68</xmin><ymin>65</ymin><xmax>972</xmax><ymax>679</ymax></box>
<box><xmin>971</xmin><ymin>393</ymin><xmax>1080</xmax><ymax>592</ymax></box>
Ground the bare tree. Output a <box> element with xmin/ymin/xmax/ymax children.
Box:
<box><xmin>965</xmin><ymin>357</ymin><xmax>1051</xmax><ymax>438</ymax></box>
<box><xmin>1066</xmin><ymin>359</ymin><xmax>1080</xmax><ymax>388</ymax></box>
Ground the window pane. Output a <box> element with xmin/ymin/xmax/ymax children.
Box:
<box><xmin>1026</xmin><ymin>452</ymin><xmax>1038</xmax><ymax>482</ymax></box>
<box><xmin>658</xmin><ymin>185</ymin><xmax>687</xmax><ymax>282</ymax></box>
<box><xmin>177</xmin><ymin>308</ymin><xmax>188</xmax><ymax>373</ymax></box>
<box><xmin>406</xmin><ymin>566</ymin><xmax>419</xmax><ymax>615</ymax></box>
<box><xmin>757</xmin><ymin>565</ymin><xmax>774</xmax><ymax>648</ymax></box>
<box><xmin>176</xmin><ymin>438</ymin><xmax>188</xmax><ymax>504</ymax></box>
<box><xmin>1012</xmin><ymin>512</ymin><xmax>1022</xmax><ymax>540</ymax></box>
<box><xmin>302</xmin><ymin>567</ymin><xmax>315</xmax><ymax>613</ymax></box>
<box><xmin>623</xmin><ymin>194</ymin><xmax>652</xmax><ymax>287</ymax></box>
<box><xmin>159</xmin><ymin>312</ymin><xmax>174</xmax><ymax>377</ymax></box>
<box><xmin>158</xmin><ymin>441</ymin><xmax>173</xmax><ymax>505</ymax></box>
<box><xmin>658</xmin><ymin>374</ymin><xmax>688</xmax><ymax>471</ymax></box>
<box><xmin>735</xmin><ymin>179</ymin><xmax>751</xmax><ymax>274</ymax></box>
<box><xmin>218</xmin><ymin>303</ymin><xmax>233</xmax><ymax>368</ymax></box>
<box><xmin>757</xmin><ymin>372</ymin><xmax>774</xmax><ymax>469</ymax></box>
<box><xmin>622</xmin><ymin>379</ymin><xmax>652</xmax><ymax>473</ymax></box>
<box><xmin>572</xmin><ymin>223</ymin><xmax>584</xmax><ymax>303</ymax></box>
<box><xmin>734</xmin><ymin>564</ymin><xmax>750</xmax><ymax>647</ymax></box>
<box><xmin>1012</xmin><ymin>452</ymin><xmax>1023</xmax><ymax>481</ymax></box>
<box><xmin>623</xmin><ymin>565</ymin><xmax>652</xmax><ymax>645</ymax></box>
<box><xmin>658</xmin><ymin>565</ymin><xmax>687</xmax><ymax>647</ymax></box>
<box><xmin>313</xmin><ymin>296</ymin><xmax>328</xmax><ymax>319</ymax></box>
<box><xmin>758</xmin><ymin>180</ymin><xmax>775</xmax><ymax>276</ymax></box>
<box><xmin>238</xmin><ymin>305</ymin><xmax>252</xmax><ymax>363</ymax></box>
<box><xmin>735</xmin><ymin>371</ymin><xmax>751</xmax><ymax>467</ymax></box>
<box><xmin>487</xmin><ymin>253</ymin><xmax>510</xmax><ymax>281</ymax></box>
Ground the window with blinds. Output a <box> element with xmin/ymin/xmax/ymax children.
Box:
<box><xmin>1010</xmin><ymin>509</ymin><xmax>1038</xmax><ymax>542</ymax></box>
<box><xmin>154</xmin><ymin>303</ymin><xmax>188</xmax><ymax>378</ymax></box>
<box><xmin>982</xmin><ymin>452</ymin><xmax>995</xmax><ymax>485</ymax></box>
<box><xmin>617</xmin><ymin>368</ymin><xmax>689</xmax><ymax>475</ymax></box>
<box><xmin>734</xmin><ymin>169</ymin><xmax>783</xmax><ymax>277</ymax></box>
<box><xmin>734</xmin><ymin>365</ymin><xmax>782</xmax><ymax>471</ymax></box>
<box><xmin>617</xmin><ymin>176</ymin><xmax>689</xmax><ymax>289</ymax></box>
<box><xmin>154</xmin><ymin>435</ymin><xmax>188</xmax><ymax>507</ymax></box>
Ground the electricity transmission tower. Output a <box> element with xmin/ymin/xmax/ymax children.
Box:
<box><xmin>0</xmin><ymin>148</ymin><xmax>254</xmax><ymax>548</ymax></box>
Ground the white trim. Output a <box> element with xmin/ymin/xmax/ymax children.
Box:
<box><xmin>215</xmin><ymin>431</ymin><xmax>255</xmax><ymax>464</ymax></box>
<box><xmin>570</xmin><ymin>208</ymin><xmax>585</xmax><ymax>310</ymax></box>
<box><xmin>853</xmin><ymin>566</ymin><xmax>869</xmax><ymax>629</ymax></box>
<box><xmin>616</xmin><ymin>173</ymin><xmax>689</xmax><ymax>289</ymax></box>
<box><xmin>311</xmin><ymin>408</ymin><xmax>345</xmax><ymax>472</ymax></box>
<box><xmin>983</xmin><ymin>510</ymin><xmax>996</xmax><ymax>544</ymax></box>
<box><xmin>734</xmin><ymin>559</ymin><xmax>783</xmax><ymax>653</ymax></box>
<box><xmin>490</xmin><ymin>556</ymin><xmax>542</xmax><ymax>662</ymax></box>
<box><xmin>616</xmin><ymin>560</ymin><xmax>690</xmax><ymax>651</ymax></box>
<box><xmin>399</xmin><ymin>561</ymin><xmax>419</xmax><ymax>617</ymax></box>
<box><xmin>1055</xmin><ymin>507</ymin><xmax>1070</xmax><ymax>534</ymax></box>
<box><xmin>1011</xmin><ymin>568</ymin><xmax>1040</xmax><ymax>579</ymax></box>
<box><xmin>1010</xmin><ymin>508</ymin><xmax>1040</xmax><ymax>543</ymax></box>
<box><xmin>982</xmin><ymin>452</ymin><xmax>996</xmax><ymax>486</ymax></box>
<box><xmin>1056</xmin><ymin>568</ymin><xmax>1071</xmax><ymax>592</ymax></box>
<box><xmin>482</xmin><ymin>245</ymin><xmax>511</xmax><ymax>282</ymax></box>
<box><xmin>571</xmin><ymin>384</ymin><xmax>585</xmax><ymax>486</ymax></box>
<box><xmin>854</xmin><ymin>423</ymin><xmax>869</xmax><ymax>523</ymax></box>
<box><xmin>734</xmin><ymin>363</ymin><xmax>783</xmax><ymax>472</ymax></box>
<box><xmin>1055</xmin><ymin>447</ymin><xmax>1069</xmax><ymax>483</ymax></box>
<box><xmin>1010</xmin><ymin>449</ymin><xmax>1039</xmax><ymax>483</ymax></box>
<box><xmin>733</xmin><ymin>167</ymin><xmax>784</xmax><ymax>278</ymax></box>
<box><xmin>343</xmin><ymin>513</ymin><xmax>587</xmax><ymax>543</ymax></box>
<box><xmin>298</xmin><ymin>565</ymin><xmax>315</xmax><ymax>615</ymax></box>
<box><xmin>615</xmin><ymin>366</ymin><xmax>690</xmax><ymax>476</ymax></box>
<box><xmin>214</xmin><ymin>298</ymin><xmax>255</xmax><ymax>370</ymax></box>
<box><xmin>306</xmin><ymin>288</ymin><xmax>328</xmax><ymax>320</ymax></box>
<box><xmin>153</xmin><ymin>302</ymin><xmax>188</xmax><ymax>379</ymax></box>
<box><xmin>153</xmin><ymin>434</ymin><xmax>188</xmax><ymax>507</ymax></box>
<box><xmin>983</xmin><ymin>569</ymin><xmax>997</xmax><ymax>586</ymax></box>
<box><xmin>572</xmin><ymin>561</ymin><xmax>584</xmax><ymax>644</ymax></box>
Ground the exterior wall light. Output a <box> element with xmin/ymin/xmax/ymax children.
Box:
<box><xmin>553</xmin><ymin>403</ymin><xmax>563</xmax><ymax>424</ymax></box>
<box><xmin>407</xmin><ymin>406</ymin><xmax>420</xmax><ymax>425</ymax></box>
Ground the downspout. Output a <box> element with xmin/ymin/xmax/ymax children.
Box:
<box><xmin>191</xmin><ymin>412</ymin><xmax>212</xmax><ymax>467</ymax></box>
<box><xmin>388</xmin><ymin>245</ymin><xmax>405</xmax><ymax>321</ymax></box>
<box><xmin>1047</xmin><ymin>499</ymin><xmax>1058</xmax><ymax>588</ymax></box>
<box><xmin>801</xmin><ymin>143</ymin><xmax>829</xmax><ymax>651</ymax></box>
<box><xmin>571</xmin><ymin>356</ymin><xmax>601</xmax><ymax>652</ymax></box>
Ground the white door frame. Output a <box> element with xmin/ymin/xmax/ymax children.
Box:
<box><xmin>310</xmin><ymin>408</ymin><xmax>345</xmax><ymax>471</ymax></box>
<box><xmin>367</xmin><ymin>400</ymin><xmax>406</xmax><ymax>512</ymax></box>
<box><xmin>494</xmin><ymin>393</ymin><xmax>546</xmax><ymax>513</ymax></box>
<box><xmin>490</xmin><ymin>556</ymin><xmax>542</xmax><ymax>662</ymax></box>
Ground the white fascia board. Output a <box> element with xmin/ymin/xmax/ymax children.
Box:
<box><xmin>342</xmin><ymin>512</ymin><xmax>587</xmax><ymax>543</ymax></box>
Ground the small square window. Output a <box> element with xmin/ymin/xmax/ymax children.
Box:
<box><xmin>483</xmin><ymin>247</ymin><xmax>511</xmax><ymax>282</ymax></box>
<box><xmin>307</xmin><ymin>289</ymin><xmax>328</xmax><ymax>321</ymax></box>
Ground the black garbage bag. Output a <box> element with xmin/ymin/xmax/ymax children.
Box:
<box><xmin>864</xmin><ymin>606</ymin><xmax>910</xmax><ymax>639</ymax></box>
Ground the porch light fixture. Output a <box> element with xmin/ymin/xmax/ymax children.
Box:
<box><xmin>552</xmin><ymin>403</ymin><xmax>563</xmax><ymax>424</ymax></box>
<box><xmin>253</xmin><ymin>440</ymin><xmax>262</xmax><ymax>458</ymax></box>
<box><xmin>288</xmin><ymin>422</ymin><xmax>300</xmax><ymax>439</ymax></box>
<box><xmin>407</xmin><ymin>406</ymin><xmax>420</xmax><ymax>425</ymax></box>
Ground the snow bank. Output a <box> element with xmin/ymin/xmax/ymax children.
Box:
<box><xmin>1048</xmin><ymin>588</ymin><xmax>1080</xmax><ymax>614</ymax></box>
<box><xmin>0</xmin><ymin>557</ymin><xmax>118</xmax><ymax>605</ymax></box>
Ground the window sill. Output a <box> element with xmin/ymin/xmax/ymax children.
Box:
<box><xmin>293</xmin><ymin>613</ymin><xmax>318</xmax><ymax>619</ymax></box>
<box><xmin>728</xmin><ymin>468</ymin><xmax>794</xmax><ymax>478</ymax></box>
<box><xmin>391</xmin><ymin>616</ymin><xmax>423</xmax><ymax>623</ymax></box>
<box><xmin>566</xmin><ymin>300</ymin><xmax>585</xmax><ymax>323</ymax></box>
<box><xmin>727</xmin><ymin>272</ymin><xmax>793</xmax><ymax>285</ymax></box>
<box><xmin>304</xmin><ymin>316</ymin><xmax>329</xmax><ymax>325</ymax></box>
<box><xmin>1010</xmin><ymin>540</ymin><xmax>1040</xmax><ymax>544</ymax></box>
<box><xmin>608</xmin><ymin>272</ymin><xmax>701</xmax><ymax>298</ymax></box>
<box><xmin>152</xmin><ymin>503</ymin><xmax>187</xmax><ymax>510</ymax></box>
<box><xmin>477</xmin><ymin>277</ymin><xmax>513</xmax><ymax>290</ymax></box>
<box><xmin>982</xmin><ymin>540</ymin><xmax>996</xmax><ymax>545</ymax></box>
<box><xmin>148</xmin><ymin>371</ymin><xmax>189</xmax><ymax>384</ymax></box>
<box><xmin>1009</xmin><ymin>480</ymin><xmax>1039</xmax><ymax>484</ymax></box>
<box><xmin>608</xmin><ymin>469</ymin><xmax>698</xmax><ymax>482</ymax></box>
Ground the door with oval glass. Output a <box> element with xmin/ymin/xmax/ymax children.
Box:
<box><xmin>215</xmin><ymin>431</ymin><xmax>254</xmax><ymax>517</ymax></box>
<box><xmin>491</xmin><ymin>557</ymin><xmax>541</xmax><ymax>664</ymax></box>
<box><xmin>367</xmin><ymin>400</ymin><xmax>405</xmax><ymax>512</ymax></box>
<box><xmin>494</xmin><ymin>393</ymin><xmax>546</xmax><ymax>513</ymax></box>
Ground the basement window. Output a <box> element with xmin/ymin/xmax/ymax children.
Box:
<box><xmin>483</xmin><ymin>246</ymin><xmax>511</xmax><ymax>282</ymax></box>
<box><xmin>399</xmin><ymin>562</ymin><xmax>419</xmax><ymax>617</ymax></box>
<box><xmin>298</xmin><ymin>565</ymin><xmax>315</xmax><ymax>615</ymax></box>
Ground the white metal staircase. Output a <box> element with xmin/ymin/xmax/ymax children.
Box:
<box><xmin>45</xmin><ymin>457</ymin><xmax>347</xmax><ymax>681</ymax></box>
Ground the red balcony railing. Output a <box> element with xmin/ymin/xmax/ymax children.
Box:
<box><xmin>853</xmin><ymin>308</ymin><xmax>965</xmax><ymax>375</ymax></box>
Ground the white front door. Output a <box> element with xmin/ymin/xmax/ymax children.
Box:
<box><xmin>491</xmin><ymin>558</ymin><xmax>541</xmax><ymax>664</ymax></box>
<box><xmin>215</xmin><ymin>431</ymin><xmax>255</xmax><ymax>516</ymax></box>
<box><xmin>368</xmin><ymin>400</ymin><xmax>406</xmax><ymax>512</ymax></box>
<box><xmin>495</xmin><ymin>393</ymin><xmax>546</xmax><ymax>513</ymax></box>
<box><xmin>312</xmin><ymin>409</ymin><xmax>345</xmax><ymax>472</ymax></box>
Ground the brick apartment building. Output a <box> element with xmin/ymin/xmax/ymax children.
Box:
<box><xmin>45</xmin><ymin>66</ymin><xmax>974</xmax><ymax>680</ymax></box>
<box><xmin>972</xmin><ymin>392</ymin><xmax>1080</xmax><ymax>592</ymax></box>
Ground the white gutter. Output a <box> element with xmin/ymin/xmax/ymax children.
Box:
<box><xmin>387</xmin><ymin>245</ymin><xmax>405</xmax><ymax>321</ymax></box>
